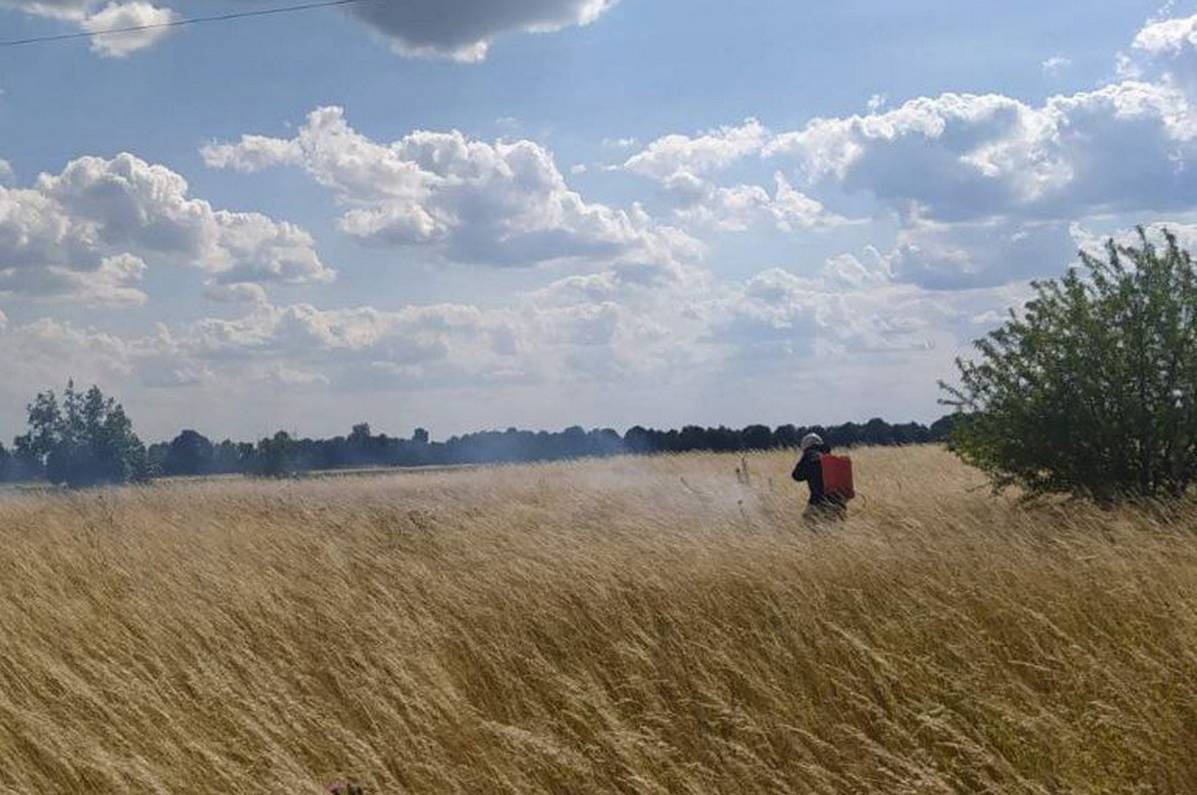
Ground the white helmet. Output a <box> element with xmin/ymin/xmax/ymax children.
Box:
<box><xmin>800</xmin><ymin>433</ymin><xmax>824</xmax><ymax>452</ymax></box>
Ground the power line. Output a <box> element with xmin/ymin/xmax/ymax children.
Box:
<box><xmin>0</xmin><ymin>0</ymin><xmax>379</xmax><ymax>49</ymax></box>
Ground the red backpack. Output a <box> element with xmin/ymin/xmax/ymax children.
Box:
<box><xmin>820</xmin><ymin>454</ymin><xmax>855</xmax><ymax>501</ymax></box>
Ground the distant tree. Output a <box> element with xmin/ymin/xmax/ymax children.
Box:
<box><xmin>773</xmin><ymin>424</ymin><xmax>800</xmax><ymax>448</ymax></box>
<box><xmin>163</xmin><ymin>430</ymin><xmax>215</xmax><ymax>476</ymax></box>
<box><xmin>211</xmin><ymin>440</ymin><xmax>255</xmax><ymax>474</ymax></box>
<box><xmin>862</xmin><ymin>418</ymin><xmax>893</xmax><ymax>445</ymax></box>
<box><xmin>0</xmin><ymin>441</ymin><xmax>9</xmax><ymax>482</ymax></box>
<box><xmin>678</xmin><ymin>426</ymin><xmax>707</xmax><ymax>452</ymax></box>
<box><xmin>343</xmin><ymin>422</ymin><xmax>373</xmax><ymax>465</ymax></box>
<box><xmin>592</xmin><ymin>428</ymin><xmax>623</xmax><ymax>456</ymax></box>
<box><xmin>412</xmin><ymin>427</ymin><xmax>430</xmax><ymax>446</ymax></box>
<box><xmin>255</xmin><ymin>431</ymin><xmax>297</xmax><ymax>478</ymax></box>
<box><xmin>350</xmin><ymin>423</ymin><xmax>371</xmax><ymax>444</ymax></box>
<box><xmin>742</xmin><ymin>424</ymin><xmax>774</xmax><ymax>450</ymax></box>
<box><xmin>561</xmin><ymin>426</ymin><xmax>587</xmax><ymax>457</ymax></box>
<box><xmin>929</xmin><ymin>414</ymin><xmax>961</xmax><ymax>443</ymax></box>
<box><xmin>14</xmin><ymin>389</ymin><xmax>60</xmax><ymax>476</ymax></box>
<box><xmin>943</xmin><ymin>229</ymin><xmax>1197</xmax><ymax>501</ymax></box>
<box><xmin>12</xmin><ymin>382</ymin><xmax>149</xmax><ymax>488</ymax></box>
<box><xmin>623</xmin><ymin>426</ymin><xmax>651</xmax><ymax>454</ymax></box>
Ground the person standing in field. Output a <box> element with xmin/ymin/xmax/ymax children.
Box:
<box><xmin>791</xmin><ymin>433</ymin><xmax>847</xmax><ymax>523</ymax></box>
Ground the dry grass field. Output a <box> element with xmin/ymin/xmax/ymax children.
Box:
<box><xmin>0</xmin><ymin>445</ymin><xmax>1195</xmax><ymax>793</ymax></box>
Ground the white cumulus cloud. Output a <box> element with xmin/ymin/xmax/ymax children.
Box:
<box><xmin>0</xmin><ymin>152</ymin><xmax>331</xmax><ymax>305</ymax></box>
<box><xmin>622</xmin><ymin>120</ymin><xmax>842</xmax><ymax>231</ymax></box>
<box><xmin>726</xmin><ymin>12</ymin><xmax>1197</xmax><ymax>289</ymax></box>
<box><xmin>81</xmin><ymin>1</ymin><xmax>176</xmax><ymax>57</ymax></box>
<box><xmin>623</xmin><ymin>118</ymin><xmax>768</xmax><ymax>182</ymax></box>
<box><xmin>765</xmin><ymin>68</ymin><xmax>1197</xmax><ymax>224</ymax></box>
<box><xmin>203</xmin><ymin>106</ymin><xmax>699</xmax><ymax>271</ymax></box>
<box><xmin>1</xmin><ymin>0</ymin><xmax>176</xmax><ymax>56</ymax></box>
<box><xmin>669</xmin><ymin>172</ymin><xmax>845</xmax><ymax>232</ymax></box>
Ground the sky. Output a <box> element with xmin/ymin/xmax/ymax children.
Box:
<box><xmin>0</xmin><ymin>0</ymin><xmax>1195</xmax><ymax>442</ymax></box>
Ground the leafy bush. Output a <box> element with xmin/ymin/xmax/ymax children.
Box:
<box><xmin>942</xmin><ymin>229</ymin><xmax>1197</xmax><ymax>502</ymax></box>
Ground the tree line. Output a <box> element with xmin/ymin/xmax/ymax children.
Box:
<box><xmin>0</xmin><ymin>385</ymin><xmax>957</xmax><ymax>486</ymax></box>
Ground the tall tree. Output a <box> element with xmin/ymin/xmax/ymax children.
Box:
<box><xmin>13</xmin><ymin>383</ymin><xmax>149</xmax><ymax>488</ymax></box>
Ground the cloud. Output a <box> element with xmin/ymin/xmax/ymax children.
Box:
<box><xmin>0</xmin><ymin>237</ymin><xmax>1026</xmax><ymax>436</ymax></box>
<box><xmin>119</xmin><ymin>296</ymin><xmax>659</xmax><ymax>392</ymax></box>
<box><xmin>16</xmin><ymin>5</ymin><xmax>1197</xmax><ymax>434</ymax></box>
<box><xmin>698</xmin><ymin>255</ymin><xmax>1045</xmax><ymax>382</ymax></box>
<box><xmin>0</xmin><ymin>253</ymin><xmax>148</xmax><ymax>307</ymax></box>
<box><xmin>1</xmin><ymin>0</ymin><xmax>176</xmax><ymax>56</ymax></box>
<box><xmin>0</xmin><ymin>152</ymin><xmax>330</xmax><ymax>304</ymax></box>
<box><xmin>1132</xmin><ymin>13</ymin><xmax>1197</xmax><ymax>57</ymax></box>
<box><xmin>3</xmin><ymin>0</ymin><xmax>614</xmax><ymax>60</ymax></box>
<box><xmin>612</xmin><ymin>13</ymin><xmax>1197</xmax><ymax>261</ymax></box>
<box><xmin>882</xmin><ymin>216</ymin><xmax>1074</xmax><ymax>290</ymax></box>
<box><xmin>1126</xmin><ymin>11</ymin><xmax>1197</xmax><ymax>95</ymax></box>
<box><xmin>1069</xmin><ymin>218</ymin><xmax>1197</xmax><ymax>258</ymax></box>
<box><xmin>81</xmin><ymin>1</ymin><xmax>176</xmax><ymax>57</ymax></box>
<box><xmin>698</xmin><ymin>11</ymin><xmax>1197</xmax><ymax>289</ymax></box>
<box><xmin>602</xmin><ymin>137</ymin><xmax>639</xmax><ymax>149</ymax></box>
<box><xmin>0</xmin><ymin>317</ymin><xmax>140</xmax><ymax>401</ymax></box>
<box><xmin>164</xmin><ymin>301</ymin><xmax>519</xmax><ymax>391</ymax></box>
<box><xmin>821</xmin><ymin>249</ymin><xmax>893</xmax><ymax>291</ymax></box>
<box><xmin>0</xmin><ymin>0</ymin><xmax>93</xmax><ymax>20</ymax></box>
<box><xmin>195</xmin><ymin>135</ymin><xmax>301</xmax><ymax>174</ymax></box>
<box><xmin>705</xmin><ymin>264</ymin><xmax>941</xmax><ymax>361</ymax></box>
<box><xmin>623</xmin><ymin>118</ymin><xmax>767</xmax><ymax>182</ymax></box>
<box><xmin>0</xmin><ymin>238</ymin><xmax>714</xmax><ymax>403</ymax></box>
<box><xmin>1041</xmin><ymin>55</ymin><xmax>1072</xmax><ymax>76</ymax></box>
<box><xmin>262</xmin><ymin>364</ymin><xmax>329</xmax><ymax>387</ymax></box>
<box><xmin>766</xmin><ymin>84</ymin><xmax>1197</xmax><ymax>222</ymax></box>
<box><xmin>203</xmin><ymin>282</ymin><xmax>268</xmax><ymax>305</ymax></box>
<box><xmin>668</xmin><ymin>172</ymin><xmax>846</xmax><ymax>232</ymax></box>
<box><xmin>621</xmin><ymin>120</ymin><xmax>843</xmax><ymax>232</ymax></box>
<box><xmin>203</xmin><ymin>106</ymin><xmax>699</xmax><ymax>271</ymax></box>
<box><xmin>344</xmin><ymin>0</ymin><xmax>616</xmax><ymax>62</ymax></box>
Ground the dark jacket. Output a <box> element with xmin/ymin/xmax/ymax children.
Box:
<box><xmin>792</xmin><ymin>443</ymin><xmax>835</xmax><ymax>505</ymax></box>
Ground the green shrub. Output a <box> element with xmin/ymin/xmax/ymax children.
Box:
<box><xmin>942</xmin><ymin>228</ymin><xmax>1197</xmax><ymax>502</ymax></box>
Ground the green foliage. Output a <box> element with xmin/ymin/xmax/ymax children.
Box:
<box><xmin>12</xmin><ymin>381</ymin><xmax>149</xmax><ymax>488</ymax></box>
<box><xmin>942</xmin><ymin>228</ymin><xmax>1197</xmax><ymax>502</ymax></box>
<box><xmin>162</xmin><ymin>430</ymin><xmax>216</xmax><ymax>477</ymax></box>
<box><xmin>254</xmin><ymin>431</ymin><xmax>297</xmax><ymax>478</ymax></box>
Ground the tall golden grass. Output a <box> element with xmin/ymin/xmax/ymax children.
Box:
<box><xmin>0</xmin><ymin>445</ymin><xmax>1195</xmax><ymax>793</ymax></box>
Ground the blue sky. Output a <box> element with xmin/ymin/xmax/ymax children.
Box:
<box><xmin>0</xmin><ymin>0</ymin><xmax>1192</xmax><ymax>441</ymax></box>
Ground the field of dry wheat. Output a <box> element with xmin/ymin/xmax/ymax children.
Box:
<box><xmin>0</xmin><ymin>445</ymin><xmax>1194</xmax><ymax>793</ymax></box>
